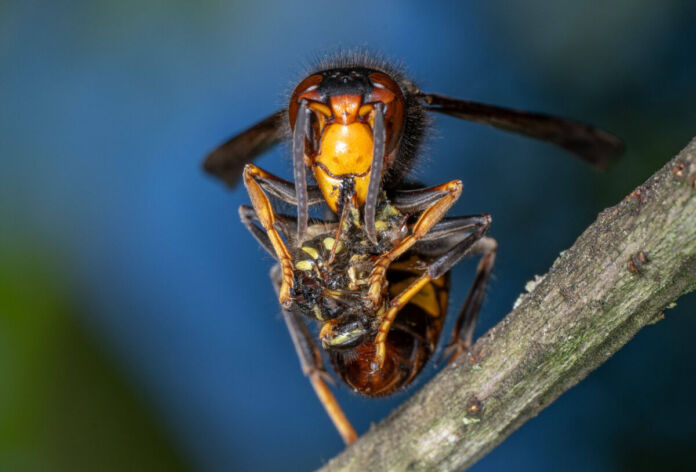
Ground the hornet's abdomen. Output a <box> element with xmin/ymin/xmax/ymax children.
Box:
<box><xmin>329</xmin><ymin>255</ymin><xmax>450</xmax><ymax>396</ymax></box>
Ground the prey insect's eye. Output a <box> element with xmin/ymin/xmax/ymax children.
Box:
<box><xmin>322</xmin><ymin>318</ymin><xmax>371</xmax><ymax>350</ymax></box>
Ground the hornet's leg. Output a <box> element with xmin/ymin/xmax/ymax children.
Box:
<box><xmin>413</xmin><ymin>215</ymin><xmax>493</xmax><ymax>256</ymax></box>
<box><xmin>243</xmin><ymin>164</ymin><xmax>296</xmax><ymax>307</ymax></box>
<box><xmin>408</xmin><ymin>216</ymin><xmax>498</xmax><ymax>362</ymax></box>
<box><xmin>372</xmin><ymin>214</ymin><xmax>492</xmax><ymax>370</ymax></box>
<box><xmin>440</xmin><ymin>236</ymin><xmax>497</xmax><ymax>363</ymax></box>
<box><xmin>270</xmin><ymin>265</ymin><xmax>357</xmax><ymax>445</ymax></box>
<box><xmin>239</xmin><ymin>166</ymin><xmax>324</xmax><ymax>250</ymax></box>
<box><xmin>390</xmin><ymin>185</ymin><xmax>461</xmax><ymax>213</ymax></box>
<box><xmin>239</xmin><ymin>205</ymin><xmax>337</xmax><ymax>255</ymax></box>
<box><xmin>249</xmin><ymin>170</ymin><xmax>325</xmax><ymax>208</ymax></box>
<box><xmin>367</xmin><ymin>180</ymin><xmax>463</xmax><ymax>308</ymax></box>
<box><xmin>239</xmin><ymin>205</ymin><xmax>276</xmax><ymax>257</ymax></box>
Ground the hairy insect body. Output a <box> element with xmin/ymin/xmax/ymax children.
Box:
<box><xmin>291</xmin><ymin>201</ymin><xmax>397</xmax><ymax>317</ymax></box>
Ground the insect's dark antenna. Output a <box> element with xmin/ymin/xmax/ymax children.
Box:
<box><xmin>293</xmin><ymin>99</ymin><xmax>310</xmax><ymax>242</ymax></box>
<box><xmin>365</xmin><ymin>103</ymin><xmax>386</xmax><ymax>244</ymax></box>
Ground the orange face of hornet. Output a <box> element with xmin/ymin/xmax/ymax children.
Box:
<box><xmin>288</xmin><ymin>70</ymin><xmax>405</xmax><ymax>212</ymax></box>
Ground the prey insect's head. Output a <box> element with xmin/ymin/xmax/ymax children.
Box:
<box><xmin>319</xmin><ymin>313</ymin><xmax>375</xmax><ymax>351</ymax></box>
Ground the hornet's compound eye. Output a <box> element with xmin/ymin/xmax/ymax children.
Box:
<box><xmin>367</xmin><ymin>72</ymin><xmax>405</xmax><ymax>155</ymax></box>
<box><xmin>289</xmin><ymin>74</ymin><xmax>323</xmax><ymax>130</ymax></box>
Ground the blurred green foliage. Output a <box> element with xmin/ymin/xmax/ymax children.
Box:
<box><xmin>0</xmin><ymin>237</ymin><xmax>189</xmax><ymax>472</ymax></box>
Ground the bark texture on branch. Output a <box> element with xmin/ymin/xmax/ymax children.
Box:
<box><xmin>320</xmin><ymin>138</ymin><xmax>696</xmax><ymax>472</ymax></box>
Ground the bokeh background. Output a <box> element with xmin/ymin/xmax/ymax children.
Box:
<box><xmin>2</xmin><ymin>1</ymin><xmax>696</xmax><ymax>471</ymax></box>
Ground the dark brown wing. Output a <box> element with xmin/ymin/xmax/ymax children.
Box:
<box><xmin>202</xmin><ymin>109</ymin><xmax>288</xmax><ymax>187</ymax></box>
<box><xmin>419</xmin><ymin>93</ymin><xmax>624</xmax><ymax>170</ymax></box>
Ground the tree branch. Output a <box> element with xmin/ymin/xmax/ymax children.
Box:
<box><xmin>319</xmin><ymin>138</ymin><xmax>696</xmax><ymax>472</ymax></box>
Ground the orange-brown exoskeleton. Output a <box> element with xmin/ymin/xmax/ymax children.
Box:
<box><xmin>203</xmin><ymin>53</ymin><xmax>624</xmax><ymax>445</ymax></box>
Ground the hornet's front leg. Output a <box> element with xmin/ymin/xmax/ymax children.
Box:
<box><xmin>366</xmin><ymin>179</ymin><xmax>463</xmax><ymax>308</ymax></box>
<box><xmin>243</xmin><ymin>164</ymin><xmax>297</xmax><ymax>307</ymax></box>
<box><xmin>372</xmin><ymin>213</ymin><xmax>492</xmax><ymax>371</ymax></box>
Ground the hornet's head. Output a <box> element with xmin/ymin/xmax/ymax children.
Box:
<box><xmin>288</xmin><ymin>68</ymin><xmax>406</xmax><ymax>213</ymax></box>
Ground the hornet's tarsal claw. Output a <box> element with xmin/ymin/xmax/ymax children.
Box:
<box><xmin>364</xmin><ymin>103</ymin><xmax>386</xmax><ymax>245</ymax></box>
<box><xmin>437</xmin><ymin>340</ymin><xmax>469</xmax><ymax>365</ymax></box>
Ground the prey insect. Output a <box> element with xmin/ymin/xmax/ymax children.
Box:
<box><xmin>238</xmin><ymin>193</ymin><xmax>495</xmax><ymax>444</ymax></box>
<box><xmin>203</xmin><ymin>53</ymin><xmax>624</xmax><ymax>444</ymax></box>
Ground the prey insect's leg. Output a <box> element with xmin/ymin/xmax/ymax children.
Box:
<box><xmin>243</xmin><ymin>164</ymin><xmax>295</xmax><ymax>307</ymax></box>
<box><xmin>373</xmin><ymin>215</ymin><xmax>492</xmax><ymax>370</ymax></box>
<box><xmin>270</xmin><ymin>266</ymin><xmax>357</xmax><ymax>445</ymax></box>
<box><xmin>367</xmin><ymin>180</ymin><xmax>463</xmax><ymax>307</ymax></box>
<box><xmin>441</xmin><ymin>236</ymin><xmax>497</xmax><ymax>364</ymax></box>
<box><xmin>327</xmin><ymin>194</ymin><xmax>353</xmax><ymax>265</ymax></box>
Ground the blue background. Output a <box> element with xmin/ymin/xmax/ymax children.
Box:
<box><xmin>2</xmin><ymin>1</ymin><xmax>696</xmax><ymax>471</ymax></box>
